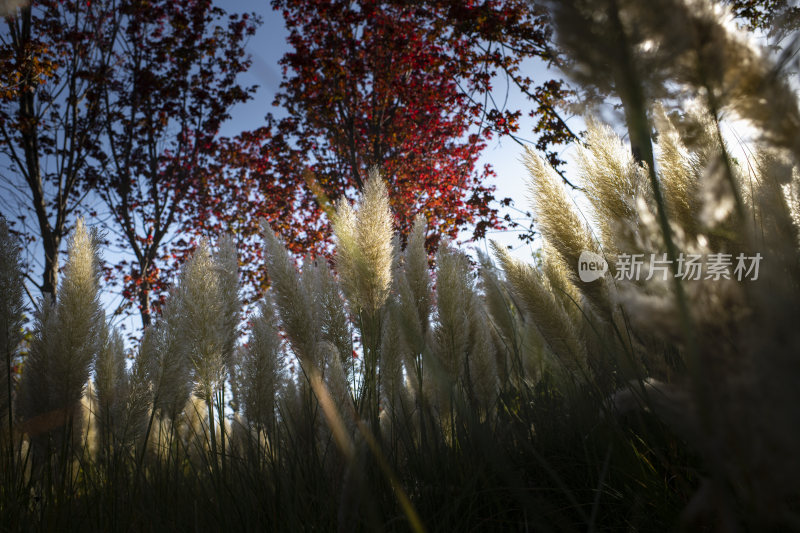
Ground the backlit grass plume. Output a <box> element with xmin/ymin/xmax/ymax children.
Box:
<box><xmin>505</xmin><ymin>1</ymin><xmax>800</xmax><ymax>518</ymax></box>
<box><xmin>261</xmin><ymin>221</ymin><xmax>318</xmax><ymax>367</ymax></box>
<box><xmin>169</xmin><ymin>239</ymin><xmax>241</xmax><ymax>467</ymax></box>
<box><xmin>653</xmin><ymin>104</ymin><xmax>702</xmax><ymax>237</ymax></box>
<box><xmin>523</xmin><ymin>147</ymin><xmax>610</xmax><ymax>315</ymax></box>
<box><xmin>332</xmin><ymin>168</ymin><xmax>394</xmax><ymax>318</ymax></box>
<box><xmin>332</xmin><ymin>169</ymin><xmax>394</xmax><ymax>428</ymax></box>
<box><xmin>214</xmin><ymin>235</ymin><xmax>242</xmax><ymax>401</ymax></box>
<box><xmin>577</xmin><ymin>119</ymin><xmax>648</xmax><ymax>252</ymax></box>
<box><xmin>304</xmin><ymin>256</ymin><xmax>353</xmax><ymax>384</ymax></box>
<box><xmin>260</xmin><ymin>221</ymin><xmax>356</xmax><ymax>455</ymax></box>
<box><xmin>432</xmin><ymin>243</ymin><xmax>497</xmax><ymax>415</ymax></box>
<box><xmin>492</xmin><ymin>242</ymin><xmax>584</xmax><ymax>378</ymax></box>
<box><xmin>134</xmin><ymin>292</ymin><xmax>192</xmax><ymax>423</ymax></box>
<box><xmin>432</xmin><ymin>243</ymin><xmax>472</xmax><ymax>383</ymax></box>
<box><xmin>177</xmin><ymin>243</ymin><xmax>225</xmax><ymax>402</ymax></box>
<box><xmin>93</xmin><ymin>330</ymin><xmax>128</xmax><ymax>455</ymax></box>
<box><xmin>239</xmin><ymin>298</ymin><xmax>285</xmax><ymax>437</ymax></box>
<box><xmin>476</xmin><ymin>250</ymin><xmax>517</xmax><ymax>384</ymax></box>
<box><xmin>397</xmin><ymin>216</ymin><xmax>433</xmax><ymax>346</ymax></box>
<box><xmin>18</xmin><ymin>219</ymin><xmax>105</xmax><ymax>459</ymax></box>
<box><xmin>391</xmin><ymin>216</ymin><xmax>433</xmax><ymax>397</ymax></box>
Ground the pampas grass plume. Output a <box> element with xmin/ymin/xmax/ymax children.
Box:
<box><xmin>333</xmin><ymin>169</ymin><xmax>394</xmax><ymax>317</ymax></box>
<box><xmin>261</xmin><ymin>221</ymin><xmax>318</xmax><ymax>367</ymax></box>
<box><xmin>240</xmin><ymin>298</ymin><xmax>285</xmax><ymax>433</ymax></box>
<box><xmin>18</xmin><ymin>219</ymin><xmax>105</xmax><ymax>454</ymax></box>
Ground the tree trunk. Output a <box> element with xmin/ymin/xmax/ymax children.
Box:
<box><xmin>15</xmin><ymin>8</ymin><xmax>62</xmax><ymax>302</ymax></box>
<box><xmin>138</xmin><ymin>280</ymin><xmax>152</xmax><ymax>328</ymax></box>
<box><xmin>41</xmin><ymin>237</ymin><xmax>60</xmax><ymax>300</ymax></box>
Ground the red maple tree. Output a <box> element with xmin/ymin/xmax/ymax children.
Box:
<box><xmin>225</xmin><ymin>0</ymin><xmax>578</xmax><ymax>261</ymax></box>
<box><xmin>93</xmin><ymin>0</ymin><xmax>258</xmax><ymax>327</ymax></box>
<box><xmin>273</xmin><ymin>0</ymin><xmax>491</xmax><ymax>251</ymax></box>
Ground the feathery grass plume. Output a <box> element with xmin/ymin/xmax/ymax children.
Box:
<box><xmin>177</xmin><ymin>243</ymin><xmax>225</xmax><ymax>402</ymax></box>
<box><xmin>541</xmin><ymin>243</ymin><xmax>584</xmax><ymax>325</ymax></box>
<box><xmin>492</xmin><ymin>242</ymin><xmax>585</xmax><ymax>377</ymax></box>
<box><xmin>465</xmin><ymin>298</ymin><xmax>498</xmax><ymax>414</ymax></box>
<box><xmin>261</xmin><ymin>221</ymin><xmax>318</xmax><ymax>367</ymax></box>
<box><xmin>392</xmin><ymin>216</ymin><xmax>433</xmax><ymax>394</ymax></box>
<box><xmin>144</xmin><ymin>413</ymin><xmax>176</xmax><ymax>462</ymax></box>
<box><xmin>93</xmin><ymin>329</ymin><xmax>129</xmax><ymax>454</ymax></box>
<box><xmin>432</xmin><ymin>243</ymin><xmax>473</xmax><ymax>384</ymax></box>
<box><xmin>305</xmin><ymin>256</ymin><xmax>353</xmax><ymax>383</ymax></box>
<box><xmin>555</xmin><ymin>20</ymin><xmax>800</xmax><ymax>518</ymax></box>
<box><xmin>279</xmin><ymin>372</ymin><xmax>302</xmax><ymax>433</ymax></box>
<box><xmin>781</xmin><ymin>160</ymin><xmax>800</xmax><ymax>241</ymax></box>
<box><xmin>179</xmin><ymin>393</ymin><xmax>213</xmax><ymax>462</ymax></box>
<box><xmin>46</xmin><ymin>219</ymin><xmax>105</xmax><ymax>413</ymax></box>
<box><xmin>613</xmin><ymin>105</ymin><xmax>750</xmax><ymax>339</ymax></box>
<box><xmin>212</xmin><ymin>236</ymin><xmax>241</xmax><ymax>458</ymax></box>
<box><xmin>228</xmin><ymin>345</ymin><xmax>245</xmax><ymax>418</ymax></box>
<box><xmin>260</xmin><ymin>224</ymin><xmax>338</xmax><ymax>455</ymax></box>
<box><xmin>18</xmin><ymin>219</ymin><xmax>105</xmax><ymax>459</ymax></box>
<box><xmin>214</xmin><ymin>235</ymin><xmax>241</xmax><ymax>399</ymax></box>
<box><xmin>318</xmin><ymin>340</ymin><xmax>354</xmax><ymax>432</ymax></box>
<box><xmin>17</xmin><ymin>301</ymin><xmax>57</xmax><ymax>437</ymax></box>
<box><xmin>613</xmin><ymin>149</ymin><xmax>800</xmax><ymax>525</ymax></box>
<box><xmin>332</xmin><ymin>169</ymin><xmax>394</xmax><ymax>318</ymax></box>
<box><xmin>332</xmin><ymin>170</ymin><xmax>394</xmax><ymax>428</ymax></box>
<box><xmin>401</xmin><ymin>215</ymin><xmax>432</xmax><ymax>340</ymax></box>
<box><xmin>431</xmin><ymin>243</ymin><xmax>498</xmax><ymax>414</ymax></box>
<box><xmin>543</xmin><ymin>0</ymin><xmax>678</xmax><ymax>202</ymax></box>
<box><xmin>544</xmin><ymin>3</ymin><xmax>720</xmax><ymax>355</ymax></box>
<box><xmin>80</xmin><ymin>382</ymin><xmax>98</xmax><ymax>458</ymax></box>
<box><xmin>555</xmin><ymin>0</ymin><xmax>800</xmax><ymax>213</ymax></box>
<box><xmin>755</xmin><ymin>149</ymin><xmax>800</xmax><ymax>252</ymax></box>
<box><xmin>173</xmin><ymin>240</ymin><xmax>241</xmax><ymax>468</ymax></box>
<box><xmin>672</xmin><ymin>100</ymin><xmax>723</xmax><ymax>169</ymax></box>
<box><xmin>240</xmin><ymin>298</ymin><xmax>285</xmax><ymax>436</ymax></box>
<box><xmin>672</xmin><ymin>1</ymin><xmax>800</xmax><ymax>161</ymax></box>
<box><xmin>478</xmin><ymin>250</ymin><xmax>550</xmax><ymax>387</ymax></box>
<box><xmin>476</xmin><ymin>250</ymin><xmax>516</xmax><ymax>383</ymax></box>
<box><xmin>578</xmin><ymin>118</ymin><xmax>649</xmax><ymax>251</ymax></box>
<box><xmin>379</xmin><ymin>300</ymin><xmax>408</xmax><ymax>419</ymax></box>
<box><xmin>732</xmin><ymin>161</ymin><xmax>800</xmax><ymax>520</ymax></box>
<box><xmin>228</xmin><ymin>410</ymin><xmax>250</xmax><ymax>458</ymax></box>
<box><xmin>520</xmin><ymin>313</ymin><xmax>548</xmax><ymax>385</ymax></box>
<box><xmin>136</xmin><ymin>297</ymin><xmax>193</xmax><ymax>422</ymax></box>
<box><xmin>121</xmin><ymin>342</ymin><xmax>152</xmax><ymax>453</ymax></box>
<box><xmin>129</xmin><ymin>291</ymin><xmax>194</xmax><ymax>466</ymax></box>
<box><xmin>549</xmin><ymin>0</ymin><xmax>800</xmax><ymax>147</ymax></box>
<box><xmin>654</xmin><ymin>105</ymin><xmax>701</xmax><ymax>236</ymax></box>
<box><xmin>0</xmin><ymin>219</ymin><xmax>24</xmax><ymax>436</ymax></box>
<box><xmin>699</xmin><ymin>154</ymin><xmax>744</xmax><ymax>234</ymax></box>
<box><xmin>523</xmin><ymin>147</ymin><xmax>609</xmax><ymax>314</ymax></box>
